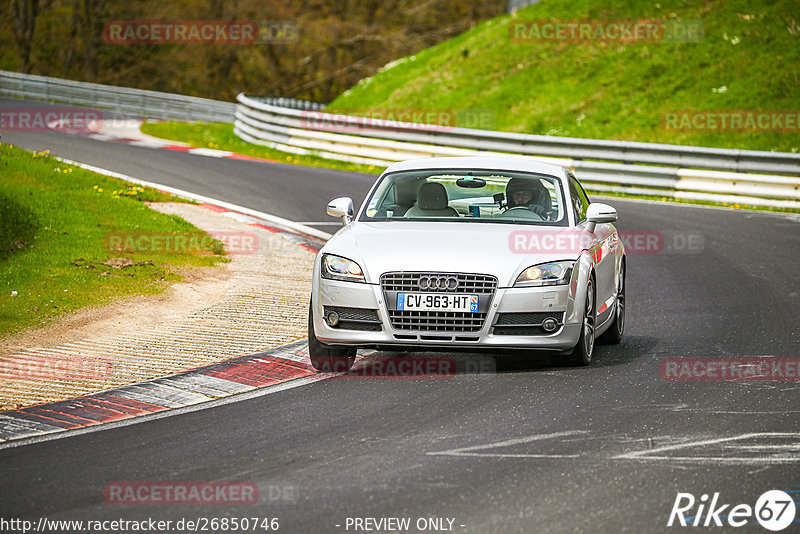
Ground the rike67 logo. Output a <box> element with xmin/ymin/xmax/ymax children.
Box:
<box><xmin>668</xmin><ymin>490</ymin><xmax>796</xmax><ymax>530</ymax></box>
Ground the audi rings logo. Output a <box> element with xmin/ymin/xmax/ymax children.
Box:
<box><xmin>418</xmin><ymin>275</ymin><xmax>458</xmax><ymax>291</ymax></box>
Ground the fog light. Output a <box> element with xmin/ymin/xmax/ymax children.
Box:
<box><xmin>325</xmin><ymin>310</ymin><xmax>340</xmax><ymax>327</ymax></box>
<box><xmin>542</xmin><ymin>318</ymin><xmax>558</xmax><ymax>332</ymax></box>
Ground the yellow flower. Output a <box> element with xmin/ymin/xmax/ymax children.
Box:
<box><xmin>45</xmin><ymin>149</ymin><xmax>50</xmax><ymax>154</ymax></box>
<box><xmin>98</xmin><ymin>188</ymin><xmax>103</xmax><ymax>192</ymax></box>
<box><xmin>93</xmin><ymin>185</ymin><xmax>99</xmax><ymax>189</ymax></box>
<box><xmin>138</xmin><ymin>187</ymin><xmax>144</xmax><ymax>192</ymax></box>
<box><xmin>114</xmin><ymin>195</ymin><xmax>120</xmax><ymax>199</ymax></box>
<box><xmin>661</xmin><ymin>197</ymin><xmax>667</xmax><ymax>201</ymax></box>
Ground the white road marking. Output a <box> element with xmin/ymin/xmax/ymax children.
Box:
<box><xmin>427</xmin><ymin>430</ymin><xmax>588</xmax><ymax>458</ymax></box>
<box><xmin>724</xmin><ymin>444</ymin><xmax>800</xmax><ymax>451</ymax></box>
<box><xmin>613</xmin><ymin>432</ymin><xmax>800</xmax><ymax>463</ymax></box>
<box><xmin>127</xmin><ymin>140</ymin><xmax>171</xmax><ymax>148</ymax></box>
<box><xmin>187</xmin><ymin>148</ymin><xmax>233</xmax><ymax>157</ymax></box>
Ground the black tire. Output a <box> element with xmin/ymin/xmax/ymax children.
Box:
<box><xmin>598</xmin><ymin>261</ymin><xmax>625</xmax><ymax>345</ymax></box>
<box><xmin>566</xmin><ymin>275</ymin><xmax>596</xmax><ymax>366</ymax></box>
<box><xmin>308</xmin><ymin>300</ymin><xmax>356</xmax><ymax>372</ymax></box>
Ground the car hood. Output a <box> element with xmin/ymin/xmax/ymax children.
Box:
<box><xmin>321</xmin><ymin>221</ymin><xmax>587</xmax><ymax>287</ymax></box>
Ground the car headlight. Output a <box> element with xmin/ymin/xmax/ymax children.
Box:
<box><xmin>321</xmin><ymin>254</ymin><xmax>366</xmax><ymax>283</ymax></box>
<box><xmin>514</xmin><ymin>261</ymin><xmax>573</xmax><ymax>287</ymax></box>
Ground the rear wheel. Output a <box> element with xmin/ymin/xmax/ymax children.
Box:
<box><xmin>308</xmin><ymin>300</ymin><xmax>356</xmax><ymax>372</ymax></box>
<box><xmin>566</xmin><ymin>275</ymin><xmax>595</xmax><ymax>366</ymax></box>
<box><xmin>598</xmin><ymin>262</ymin><xmax>625</xmax><ymax>345</ymax></box>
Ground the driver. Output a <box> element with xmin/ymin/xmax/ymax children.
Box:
<box><xmin>505</xmin><ymin>177</ymin><xmax>550</xmax><ymax>218</ymax></box>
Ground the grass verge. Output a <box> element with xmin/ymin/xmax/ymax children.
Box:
<box><xmin>140</xmin><ymin>121</ymin><xmax>383</xmax><ymax>175</ymax></box>
<box><xmin>329</xmin><ymin>0</ymin><xmax>800</xmax><ymax>153</ymax></box>
<box><xmin>0</xmin><ymin>143</ymin><xmax>228</xmax><ymax>338</ymax></box>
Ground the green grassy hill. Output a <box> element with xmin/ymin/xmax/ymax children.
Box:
<box><xmin>329</xmin><ymin>0</ymin><xmax>800</xmax><ymax>152</ymax></box>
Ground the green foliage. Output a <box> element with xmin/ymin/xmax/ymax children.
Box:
<box><xmin>330</xmin><ymin>0</ymin><xmax>800</xmax><ymax>152</ymax></box>
<box><xmin>0</xmin><ymin>143</ymin><xmax>225</xmax><ymax>337</ymax></box>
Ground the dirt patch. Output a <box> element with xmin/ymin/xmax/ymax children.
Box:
<box><xmin>0</xmin><ymin>264</ymin><xmax>231</xmax><ymax>359</ymax></box>
<box><xmin>0</xmin><ymin>202</ymin><xmax>316</xmax><ymax>411</ymax></box>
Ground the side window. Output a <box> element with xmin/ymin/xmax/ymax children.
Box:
<box><xmin>568</xmin><ymin>179</ymin><xmax>584</xmax><ymax>222</ymax></box>
<box><xmin>568</xmin><ymin>176</ymin><xmax>589</xmax><ymax>222</ymax></box>
<box><xmin>575</xmin><ymin>179</ymin><xmax>591</xmax><ymax>212</ymax></box>
<box><xmin>384</xmin><ymin>183</ymin><xmax>396</xmax><ymax>205</ymax></box>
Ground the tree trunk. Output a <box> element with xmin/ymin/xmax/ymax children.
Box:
<box><xmin>12</xmin><ymin>0</ymin><xmax>40</xmax><ymax>73</ymax></box>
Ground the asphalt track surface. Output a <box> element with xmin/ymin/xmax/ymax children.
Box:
<box><xmin>2</xmin><ymin>98</ymin><xmax>800</xmax><ymax>533</ymax></box>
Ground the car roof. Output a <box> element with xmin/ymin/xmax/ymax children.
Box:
<box><xmin>383</xmin><ymin>156</ymin><xmax>569</xmax><ymax>178</ymax></box>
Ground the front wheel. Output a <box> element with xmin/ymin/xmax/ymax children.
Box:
<box><xmin>308</xmin><ymin>300</ymin><xmax>356</xmax><ymax>372</ymax></box>
<box><xmin>566</xmin><ymin>275</ymin><xmax>595</xmax><ymax>366</ymax></box>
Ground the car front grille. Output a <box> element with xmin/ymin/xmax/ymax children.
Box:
<box><xmin>381</xmin><ymin>272</ymin><xmax>497</xmax><ymax>293</ymax></box>
<box><xmin>381</xmin><ymin>272</ymin><xmax>497</xmax><ymax>333</ymax></box>
<box><xmin>387</xmin><ymin>310</ymin><xmax>487</xmax><ymax>332</ymax></box>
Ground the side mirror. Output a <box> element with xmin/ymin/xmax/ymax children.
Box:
<box><xmin>585</xmin><ymin>203</ymin><xmax>617</xmax><ymax>233</ymax></box>
<box><xmin>327</xmin><ymin>197</ymin><xmax>354</xmax><ymax>225</ymax></box>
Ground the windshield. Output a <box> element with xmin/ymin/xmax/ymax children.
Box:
<box><xmin>359</xmin><ymin>168</ymin><xmax>568</xmax><ymax>226</ymax></box>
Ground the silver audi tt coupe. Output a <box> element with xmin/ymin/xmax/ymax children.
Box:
<box><xmin>309</xmin><ymin>156</ymin><xmax>625</xmax><ymax>371</ymax></box>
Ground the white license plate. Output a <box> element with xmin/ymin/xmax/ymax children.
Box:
<box><xmin>397</xmin><ymin>293</ymin><xmax>479</xmax><ymax>312</ymax></box>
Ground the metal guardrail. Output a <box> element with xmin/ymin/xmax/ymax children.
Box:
<box><xmin>1</xmin><ymin>70</ymin><xmax>796</xmax><ymax>208</ymax></box>
<box><xmin>234</xmin><ymin>93</ymin><xmax>800</xmax><ymax>208</ymax></box>
<box><xmin>0</xmin><ymin>70</ymin><xmax>235</xmax><ymax>122</ymax></box>
<box><xmin>250</xmin><ymin>96</ymin><xmax>325</xmax><ymax>111</ymax></box>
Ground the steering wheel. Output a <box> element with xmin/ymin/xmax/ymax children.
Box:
<box><xmin>497</xmin><ymin>206</ymin><xmax>545</xmax><ymax>221</ymax></box>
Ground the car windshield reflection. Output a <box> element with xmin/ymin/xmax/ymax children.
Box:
<box><xmin>359</xmin><ymin>168</ymin><xmax>569</xmax><ymax>226</ymax></box>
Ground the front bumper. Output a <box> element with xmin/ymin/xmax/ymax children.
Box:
<box><xmin>313</xmin><ymin>277</ymin><xmax>581</xmax><ymax>351</ymax></box>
